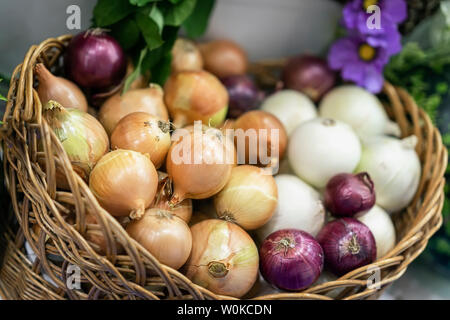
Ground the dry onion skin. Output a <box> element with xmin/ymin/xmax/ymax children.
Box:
<box><xmin>111</xmin><ymin>112</ymin><xmax>171</xmax><ymax>169</ymax></box>
<box><xmin>214</xmin><ymin>165</ymin><xmax>278</xmax><ymax>230</ymax></box>
<box><xmin>99</xmin><ymin>84</ymin><xmax>169</xmax><ymax>135</ymax></box>
<box><xmin>153</xmin><ymin>197</ymin><xmax>193</xmax><ymax>224</ymax></box>
<box><xmin>199</xmin><ymin>39</ymin><xmax>248</xmax><ymax>78</ymax></box>
<box><xmin>171</xmin><ymin>38</ymin><xmax>203</xmax><ymax>73</ymax></box>
<box><xmin>164</xmin><ymin>70</ymin><xmax>229</xmax><ymax>128</ymax></box>
<box><xmin>35</xmin><ymin>63</ymin><xmax>88</xmax><ymax>112</ymax></box>
<box><xmin>166</xmin><ymin>126</ymin><xmax>236</xmax><ymax>204</ymax></box>
<box><xmin>233</xmin><ymin>110</ymin><xmax>288</xmax><ymax>168</ymax></box>
<box><xmin>185</xmin><ymin>219</ymin><xmax>259</xmax><ymax>298</ymax></box>
<box><xmin>89</xmin><ymin>149</ymin><xmax>158</xmax><ymax>219</ymax></box>
<box><xmin>126</xmin><ymin>208</ymin><xmax>192</xmax><ymax>270</ymax></box>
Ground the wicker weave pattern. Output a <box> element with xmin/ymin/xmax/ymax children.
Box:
<box><xmin>0</xmin><ymin>35</ymin><xmax>447</xmax><ymax>300</ymax></box>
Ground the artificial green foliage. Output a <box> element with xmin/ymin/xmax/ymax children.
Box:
<box><xmin>93</xmin><ymin>0</ymin><xmax>216</xmax><ymax>88</ymax></box>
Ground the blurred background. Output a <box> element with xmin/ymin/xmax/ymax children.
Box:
<box><xmin>0</xmin><ymin>0</ymin><xmax>448</xmax><ymax>299</ymax></box>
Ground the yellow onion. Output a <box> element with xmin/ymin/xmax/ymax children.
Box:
<box><xmin>126</xmin><ymin>208</ymin><xmax>192</xmax><ymax>270</ymax></box>
<box><xmin>89</xmin><ymin>150</ymin><xmax>158</xmax><ymax>219</ymax></box>
<box><xmin>199</xmin><ymin>40</ymin><xmax>248</xmax><ymax>78</ymax></box>
<box><xmin>214</xmin><ymin>165</ymin><xmax>277</xmax><ymax>230</ymax></box>
<box><xmin>35</xmin><ymin>63</ymin><xmax>88</xmax><ymax>112</ymax></box>
<box><xmin>164</xmin><ymin>70</ymin><xmax>228</xmax><ymax>128</ymax></box>
<box><xmin>185</xmin><ymin>219</ymin><xmax>259</xmax><ymax>298</ymax></box>
<box><xmin>42</xmin><ymin>100</ymin><xmax>109</xmax><ymax>183</ymax></box>
<box><xmin>126</xmin><ymin>59</ymin><xmax>150</xmax><ymax>90</ymax></box>
<box><xmin>84</xmin><ymin>211</ymin><xmax>124</xmax><ymax>255</ymax></box>
<box><xmin>166</xmin><ymin>125</ymin><xmax>236</xmax><ymax>204</ymax></box>
<box><xmin>234</xmin><ymin>110</ymin><xmax>288</xmax><ymax>169</ymax></box>
<box><xmin>99</xmin><ymin>84</ymin><xmax>169</xmax><ymax>135</ymax></box>
<box><xmin>171</xmin><ymin>38</ymin><xmax>203</xmax><ymax>73</ymax></box>
<box><xmin>111</xmin><ymin>112</ymin><xmax>171</xmax><ymax>169</ymax></box>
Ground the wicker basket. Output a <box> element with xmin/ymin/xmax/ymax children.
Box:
<box><xmin>0</xmin><ymin>35</ymin><xmax>447</xmax><ymax>300</ymax></box>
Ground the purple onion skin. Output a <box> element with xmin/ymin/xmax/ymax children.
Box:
<box><xmin>317</xmin><ymin>218</ymin><xmax>376</xmax><ymax>276</ymax></box>
<box><xmin>324</xmin><ymin>172</ymin><xmax>376</xmax><ymax>218</ymax></box>
<box><xmin>64</xmin><ymin>30</ymin><xmax>127</xmax><ymax>90</ymax></box>
<box><xmin>259</xmin><ymin>229</ymin><xmax>324</xmax><ymax>291</ymax></box>
<box><xmin>221</xmin><ymin>75</ymin><xmax>265</xmax><ymax>118</ymax></box>
<box><xmin>282</xmin><ymin>55</ymin><xmax>336</xmax><ymax>102</ymax></box>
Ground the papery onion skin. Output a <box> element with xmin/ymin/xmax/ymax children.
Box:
<box><xmin>153</xmin><ymin>198</ymin><xmax>193</xmax><ymax>224</ymax></box>
<box><xmin>64</xmin><ymin>30</ymin><xmax>127</xmax><ymax>89</ymax></box>
<box><xmin>99</xmin><ymin>85</ymin><xmax>169</xmax><ymax>136</ymax></box>
<box><xmin>166</xmin><ymin>126</ymin><xmax>236</xmax><ymax>204</ymax></box>
<box><xmin>214</xmin><ymin>165</ymin><xmax>278</xmax><ymax>230</ymax></box>
<box><xmin>259</xmin><ymin>229</ymin><xmax>324</xmax><ymax>291</ymax></box>
<box><xmin>164</xmin><ymin>70</ymin><xmax>228</xmax><ymax>128</ymax></box>
<box><xmin>221</xmin><ymin>75</ymin><xmax>264</xmax><ymax>118</ymax></box>
<box><xmin>35</xmin><ymin>63</ymin><xmax>88</xmax><ymax>112</ymax></box>
<box><xmin>42</xmin><ymin>100</ymin><xmax>109</xmax><ymax>183</ymax></box>
<box><xmin>185</xmin><ymin>219</ymin><xmax>259</xmax><ymax>298</ymax></box>
<box><xmin>234</xmin><ymin>110</ymin><xmax>288</xmax><ymax>167</ymax></box>
<box><xmin>111</xmin><ymin>112</ymin><xmax>171</xmax><ymax>169</ymax></box>
<box><xmin>171</xmin><ymin>38</ymin><xmax>203</xmax><ymax>73</ymax></box>
<box><xmin>199</xmin><ymin>39</ymin><xmax>248</xmax><ymax>78</ymax></box>
<box><xmin>317</xmin><ymin>218</ymin><xmax>376</xmax><ymax>276</ymax></box>
<box><xmin>324</xmin><ymin>172</ymin><xmax>376</xmax><ymax>218</ymax></box>
<box><xmin>89</xmin><ymin>149</ymin><xmax>158</xmax><ymax>219</ymax></box>
<box><xmin>282</xmin><ymin>55</ymin><xmax>336</xmax><ymax>102</ymax></box>
<box><xmin>126</xmin><ymin>208</ymin><xmax>192</xmax><ymax>270</ymax></box>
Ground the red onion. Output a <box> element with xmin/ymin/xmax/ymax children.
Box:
<box><xmin>221</xmin><ymin>75</ymin><xmax>264</xmax><ymax>118</ymax></box>
<box><xmin>324</xmin><ymin>172</ymin><xmax>376</xmax><ymax>217</ymax></box>
<box><xmin>317</xmin><ymin>218</ymin><xmax>376</xmax><ymax>276</ymax></box>
<box><xmin>259</xmin><ymin>229</ymin><xmax>324</xmax><ymax>291</ymax></box>
<box><xmin>64</xmin><ymin>29</ymin><xmax>127</xmax><ymax>90</ymax></box>
<box><xmin>282</xmin><ymin>55</ymin><xmax>336</xmax><ymax>102</ymax></box>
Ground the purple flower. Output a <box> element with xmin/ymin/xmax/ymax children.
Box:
<box><xmin>343</xmin><ymin>0</ymin><xmax>407</xmax><ymax>33</ymax></box>
<box><xmin>328</xmin><ymin>35</ymin><xmax>390</xmax><ymax>93</ymax></box>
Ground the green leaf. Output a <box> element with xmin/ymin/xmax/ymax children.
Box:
<box><xmin>164</xmin><ymin>0</ymin><xmax>197</xmax><ymax>26</ymax></box>
<box><xmin>93</xmin><ymin>0</ymin><xmax>135</xmax><ymax>27</ymax></box>
<box><xmin>0</xmin><ymin>79</ymin><xmax>7</xmax><ymax>102</ymax></box>
<box><xmin>122</xmin><ymin>48</ymin><xmax>148</xmax><ymax>94</ymax></box>
<box><xmin>110</xmin><ymin>18</ymin><xmax>140</xmax><ymax>50</ymax></box>
<box><xmin>150</xmin><ymin>53</ymin><xmax>172</xmax><ymax>85</ymax></box>
<box><xmin>150</xmin><ymin>4</ymin><xmax>164</xmax><ymax>34</ymax></box>
<box><xmin>168</xmin><ymin>0</ymin><xmax>182</xmax><ymax>4</ymax></box>
<box><xmin>136</xmin><ymin>9</ymin><xmax>164</xmax><ymax>50</ymax></box>
<box><xmin>130</xmin><ymin>0</ymin><xmax>161</xmax><ymax>6</ymax></box>
<box><xmin>183</xmin><ymin>0</ymin><xmax>216</xmax><ymax>38</ymax></box>
<box><xmin>142</xmin><ymin>26</ymin><xmax>179</xmax><ymax>70</ymax></box>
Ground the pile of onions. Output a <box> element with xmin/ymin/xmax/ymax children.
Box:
<box><xmin>356</xmin><ymin>205</ymin><xmax>396</xmax><ymax>259</ymax></box>
<box><xmin>356</xmin><ymin>135</ymin><xmax>421</xmax><ymax>212</ymax></box>
<box><xmin>153</xmin><ymin>197</ymin><xmax>193</xmax><ymax>224</ymax></box>
<box><xmin>256</xmin><ymin>174</ymin><xmax>325</xmax><ymax>242</ymax></box>
<box><xmin>171</xmin><ymin>38</ymin><xmax>203</xmax><ymax>73</ymax></box>
<box><xmin>261</xmin><ymin>90</ymin><xmax>317</xmax><ymax>135</ymax></box>
<box><xmin>324</xmin><ymin>172</ymin><xmax>376</xmax><ymax>217</ymax></box>
<box><xmin>89</xmin><ymin>149</ymin><xmax>158</xmax><ymax>219</ymax></box>
<box><xmin>42</xmin><ymin>100</ymin><xmax>109</xmax><ymax>184</ymax></box>
<box><xmin>199</xmin><ymin>39</ymin><xmax>248</xmax><ymax>78</ymax></box>
<box><xmin>282</xmin><ymin>54</ymin><xmax>336</xmax><ymax>102</ymax></box>
<box><xmin>288</xmin><ymin>118</ymin><xmax>361</xmax><ymax>188</ymax></box>
<box><xmin>185</xmin><ymin>219</ymin><xmax>259</xmax><ymax>298</ymax></box>
<box><xmin>111</xmin><ymin>112</ymin><xmax>171</xmax><ymax>169</ymax></box>
<box><xmin>99</xmin><ymin>85</ymin><xmax>169</xmax><ymax>135</ymax></box>
<box><xmin>126</xmin><ymin>208</ymin><xmax>192</xmax><ymax>270</ymax></box>
<box><xmin>259</xmin><ymin>229</ymin><xmax>324</xmax><ymax>291</ymax></box>
<box><xmin>35</xmin><ymin>63</ymin><xmax>88</xmax><ymax>112</ymax></box>
<box><xmin>234</xmin><ymin>110</ymin><xmax>288</xmax><ymax>168</ymax></box>
<box><xmin>166</xmin><ymin>125</ymin><xmax>236</xmax><ymax>204</ymax></box>
<box><xmin>64</xmin><ymin>29</ymin><xmax>126</xmax><ymax>89</ymax></box>
<box><xmin>221</xmin><ymin>75</ymin><xmax>264</xmax><ymax>118</ymax></box>
<box><xmin>214</xmin><ymin>165</ymin><xmax>278</xmax><ymax>230</ymax></box>
<box><xmin>317</xmin><ymin>218</ymin><xmax>376</xmax><ymax>276</ymax></box>
<box><xmin>164</xmin><ymin>70</ymin><xmax>228</xmax><ymax>128</ymax></box>
<box><xmin>319</xmin><ymin>85</ymin><xmax>401</xmax><ymax>138</ymax></box>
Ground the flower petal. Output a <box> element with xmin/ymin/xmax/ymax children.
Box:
<box><xmin>328</xmin><ymin>38</ymin><xmax>360</xmax><ymax>70</ymax></box>
<box><xmin>363</xmin><ymin>65</ymin><xmax>384</xmax><ymax>93</ymax></box>
<box><xmin>382</xmin><ymin>0</ymin><xmax>407</xmax><ymax>24</ymax></box>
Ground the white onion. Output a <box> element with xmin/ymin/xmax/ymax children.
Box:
<box><xmin>261</xmin><ymin>90</ymin><xmax>317</xmax><ymax>135</ymax></box>
<box><xmin>319</xmin><ymin>85</ymin><xmax>400</xmax><ymax>138</ymax></box>
<box><xmin>255</xmin><ymin>174</ymin><xmax>325</xmax><ymax>243</ymax></box>
<box><xmin>356</xmin><ymin>205</ymin><xmax>396</xmax><ymax>259</ymax></box>
<box><xmin>288</xmin><ymin>118</ymin><xmax>362</xmax><ymax>188</ymax></box>
<box><xmin>356</xmin><ymin>135</ymin><xmax>421</xmax><ymax>212</ymax></box>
